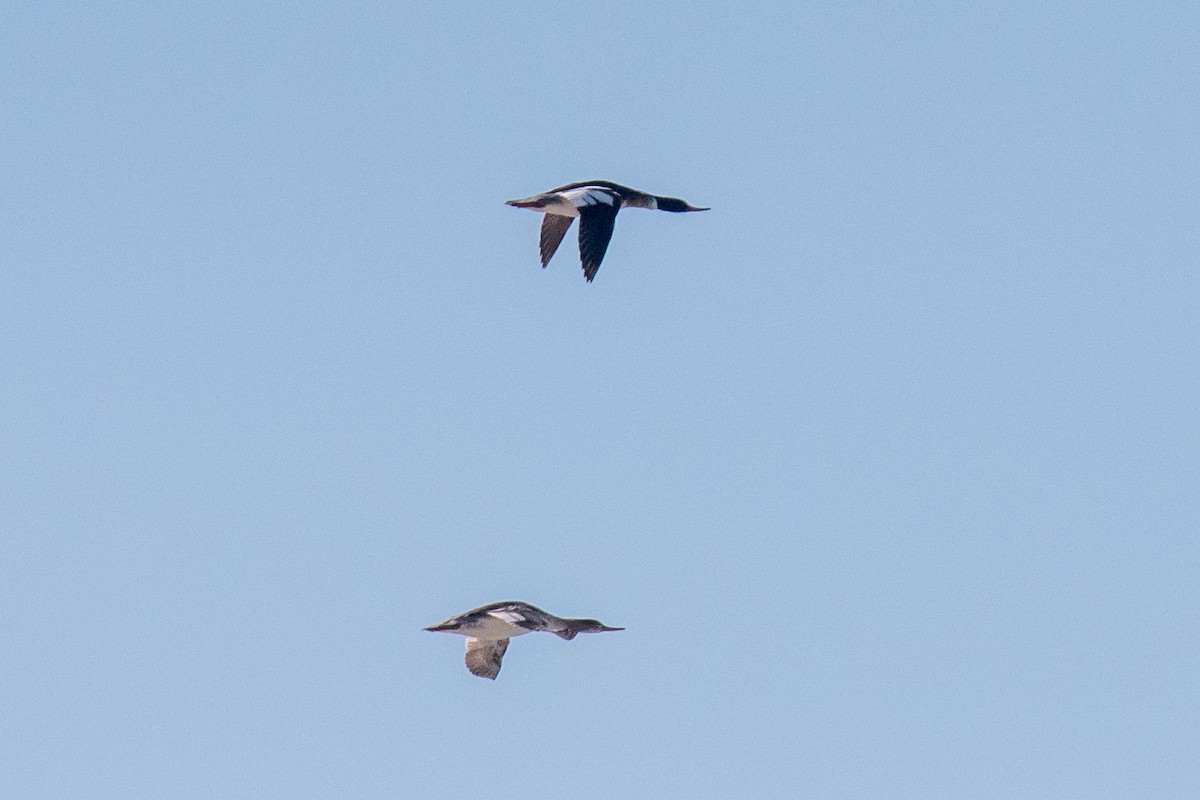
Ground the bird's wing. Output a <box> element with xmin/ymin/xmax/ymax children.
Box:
<box><xmin>558</xmin><ymin>186</ymin><xmax>621</xmax><ymax>209</ymax></box>
<box><xmin>465</xmin><ymin>637</ymin><xmax>509</xmax><ymax>680</ymax></box>
<box><xmin>486</xmin><ymin>605</ymin><xmax>541</xmax><ymax>631</ymax></box>
<box><xmin>578</xmin><ymin>204</ymin><xmax>619</xmax><ymax>282</ymax></box>
<box><xmin>539</xmin><ymin>213</ymin><xmax>575</xmax><ymax>267</ymax></box>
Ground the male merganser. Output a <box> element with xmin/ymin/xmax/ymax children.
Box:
<box><xmin>506</xmin><ymin>180</ymin><xmax>709</xmax><ymax>282</ymax></box>
<box><xmin>424</xmin><ymin>601</ymin><xmax>624</xmax><ymax>680</ymax></box>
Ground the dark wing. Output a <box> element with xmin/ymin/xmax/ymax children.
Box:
<box><xmin>549</xmin><ymin>180</ymin><xmax>631</xmax><ymax>195</ymax></box>
<box><xmin>539</xmin><ymin>213</ymin><xmax>575</xmax><ymax>268</ymax></box>
<box><xmin>578</xmin><ymin>204</ymin><xmax>619</xmax><ymax>282</ymax></box>
<box><xmin>465</xmin><ymin>638</ymin><xmax>509</xmax><ymax>680</ymax></box>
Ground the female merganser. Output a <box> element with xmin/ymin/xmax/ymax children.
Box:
<box><xmin>424</xmin><ymin>601</ymin><xmax>624</xmax><ymax>680</ymax></box>
<box><xmin>506</xmin><ymin>180</ymin><xmax>709</xmax><ymax>282</ymax></box>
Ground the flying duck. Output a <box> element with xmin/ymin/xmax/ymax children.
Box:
<box><xmin>424</xmin><ymin>601</ymin><xmax>624</xmax><ymax>679</ymax></box>
<box><xmin>506</xmin><ymin>180</ymin><xmax>709</xmax><ymax>282</ymax></box>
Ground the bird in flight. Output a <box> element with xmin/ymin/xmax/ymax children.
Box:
<box><xmin>507</xmin><ymin>180</ymin><xmax>709</xmax><ymax>282</ymax></box>
<box><xmin>425</xmin><ymin>601</ymin><xmax>624</xmax><ymax>679</ymax></box>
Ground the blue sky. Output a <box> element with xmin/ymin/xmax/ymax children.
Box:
<box><xmin>2</xmin><ymin>3</ymin><xmax>1197</xmax><ymax>798</ymax></box>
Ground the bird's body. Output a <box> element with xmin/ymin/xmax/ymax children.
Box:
<box><xmin>506</xmin><ymin>180</ymin><xmax>709</xmax><ymax>282</ymax></box>
<box><xmin>424</xmin><ymin>601</ymin><xmax>623</xmax><ymax>679</ymax></box>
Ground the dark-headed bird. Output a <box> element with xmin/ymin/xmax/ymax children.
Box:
<box><xmin>506</xmin><ymin>180</ymin><xmax>709</xmax><ymax>282</ymax></box>
<box><xmin>424</xmin><ymin>601</ymin><xmax>624</xmax><ymax>679</ymax></box>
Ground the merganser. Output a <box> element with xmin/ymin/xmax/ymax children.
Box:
<box><xmin>424</xmin><ymin>601</ymin><xmax>624</xmax><ymax>680</ymax></box>
<box><xmin>506</xmin><ymin>180</ymin><xmax>709</xmax><ymax>282</ymax></box>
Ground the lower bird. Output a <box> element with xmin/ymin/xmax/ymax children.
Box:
<box><xmin>506</xmin><ymin>180</ymin><xmax>709</xmax><ymax>282</ymax></box>
<box><xmin>424</xmin><ymin>601</ymin><xmax>624</xmax><ymax>679</ymax></box>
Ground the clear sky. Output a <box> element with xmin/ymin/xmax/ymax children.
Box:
<box><xmin>2</xmin><ymin>3</ymin><xmax>1197</xmax><ymax>798</ymax></box>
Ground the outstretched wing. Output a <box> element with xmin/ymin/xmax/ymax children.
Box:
<box><xmin>578</xmin><ymin>204</ymin><xmax>619</xmax><ymax>282</ymax></box>
<box><xmin>539</xmin><ymin>213</ymin><xmax>574</xmax><ymax>267</ymax></box>
<box><xmin>465</xmin><ymin>637</ymin><xmax>509</xmax><ymax>680</ymax></box>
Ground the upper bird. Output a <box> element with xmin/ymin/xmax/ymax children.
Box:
<box><xmin>506</xmin><ymin>180</ymin><xmax>709</xmax><ymax>282</ymax></box>
<box><xmin>424</xmin><ymin>600</ymin><xmax>624</xmax><ymax>680</ymax></box>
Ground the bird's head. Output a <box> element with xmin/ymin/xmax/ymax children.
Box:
<box><xmin>656</xmin><ymin>196</ymin><xmax>710</xmax><ymax>212</ymax></box>
<box><xmin>575</xmin><ymin>619</ymin><xmax>625</xmax><ymax>634</ymax></box>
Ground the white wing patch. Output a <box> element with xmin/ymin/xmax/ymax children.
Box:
<box><xmin>488</xmin><ymin>608</ymin><xmax>528</xmax><ymax>625</ymax></box>
<box><xmin>561</xmin><ymin>187</ymin><xmax>618</xmax><ymax>208</ymax></box>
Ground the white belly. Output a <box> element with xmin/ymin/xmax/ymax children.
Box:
<box><xmin>465</xmin><ymin>615</ymin><xmax>533</xmax><ymax>640</ymax></box>
<box><xmin>542</xmin><ymin>201</ymin><xmax>580</xmax><ymax>218</ymax></box>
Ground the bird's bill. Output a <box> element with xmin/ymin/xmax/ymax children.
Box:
<box><xmin>683</xmin><ymin>204</ymin><xmax>710</xmax><ymax>211</ymax></box>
